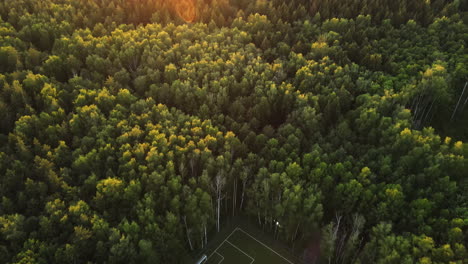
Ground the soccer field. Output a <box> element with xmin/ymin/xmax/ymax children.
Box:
<box><xmin>204</xmin><ymin>228</ymin><xmax>295</xmax><ymax>264</ymax></box>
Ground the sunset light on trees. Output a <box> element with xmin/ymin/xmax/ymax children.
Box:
<box><xmin>0</xmin><ymin>0</ymin><xmax>466</xmax><ymax>263</ymax></box>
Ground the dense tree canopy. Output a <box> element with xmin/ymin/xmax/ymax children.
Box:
<box><xmin>0</xmin><ymin>0</ymin><xmax>467</xmax><ymax>263</ymax></box>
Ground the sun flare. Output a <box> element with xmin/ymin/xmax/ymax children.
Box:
<box><xmin>173</xmin><ymin>0</ymin><xmax>196</xmax><ymax>23</ymax></box>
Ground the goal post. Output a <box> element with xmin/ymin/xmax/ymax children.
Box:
<box><xmin>196</xmin><ymin>254</ymin><xmax>207</xmax><ymax>264</ymax></box>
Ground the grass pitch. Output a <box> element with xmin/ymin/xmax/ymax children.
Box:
<box><xmin>204</xmin><ymin>227</ymin><xmax>295</xmax><ymax>264</ymax></box>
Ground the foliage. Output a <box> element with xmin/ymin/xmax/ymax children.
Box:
<box><xmin>0</xmin><ymin>0</ymin><xmax>467</xmax><ymax>263</ymax></box>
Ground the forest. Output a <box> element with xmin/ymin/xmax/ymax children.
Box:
<box><xmin>0</xmin><ymin>0</ymin><xmax>467</xmax><ymax>263</ymax></box>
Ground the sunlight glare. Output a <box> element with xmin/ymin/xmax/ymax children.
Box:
<box><xmin>173</xmin><ymin>0</ymin><xmax>196</xmax><ymax>23</ymax></box>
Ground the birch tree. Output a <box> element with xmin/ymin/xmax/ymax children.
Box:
<box><xmin>213</xmin><ymin>169</ymin><xmax>226</xmax><ymax>232</ymax></box>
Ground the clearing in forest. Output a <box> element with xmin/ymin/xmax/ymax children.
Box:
<box><xmin>203</xmin><ymin>227</ymin><xmax>295</xmax><ymax>264</ymax></box>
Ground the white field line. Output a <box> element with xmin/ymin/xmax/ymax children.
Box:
<box><xmin>225</xmin><ymin>240</ymin><xmax>255</xmax><ymax>264</ymax></box>
<box><xmin>214</xmin><ymin>252</ymin><xmax>224</xmax><ymax>264</ymax></box>
<box><xmin>207</xmin><ymin>228</ymin><xmax>238</xmax><ymax>261</ymax></box>
<box><xmin>236</xmin><ymin>228</ymin><xmax>294</xmax><ymax>264</ymax></box>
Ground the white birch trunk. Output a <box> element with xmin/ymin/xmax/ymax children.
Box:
<box><xmin>217</xmin><ymin>190</ymin><xmax>221</xmax><ymax>232</ymax></box>
<box><xmin>240</xmin><ymin>179</ymin><xmax>246</xmax><ymax>210</ymax></box>
<box><xmin>214</xmin><ymin>171</ymin><xmax>225</xmax><ymax>232</ymax></box>
<box><xmin>458</xmin><ymin>82</ymin><xmax>468</xmax><ymax>114</ymax></box>
<box><xmin>232</xmin><ymin>179</ymin><xmax>236</xmax><ymax>216</ymax></box>
<box><xmin>201</xmin><ymin>233</ymin><xmax>204</xmax><ymax>248</ymax></box>
<box><xmin>204</xmin><ymin>224</ymin><xmax>207</xmax><ymax>246</ymax></box>
<box><xmin>451</xmin><ymin>82</ymin><xmax>467</xmax><ymax>121</ymax></box>
<box><xmin>293</xmin><ymin>222</ymin><xmax>300</xmax><ymax>242</ymax></box>
<box><xmin>183</xmin><ymin>216</ymin><xmax>193</xmax><ymax>251</ymax></box>
<box><xmin>257</xmin><ymin>206</ymin><xmax>261</xmax><ymax>225</ymax></box>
